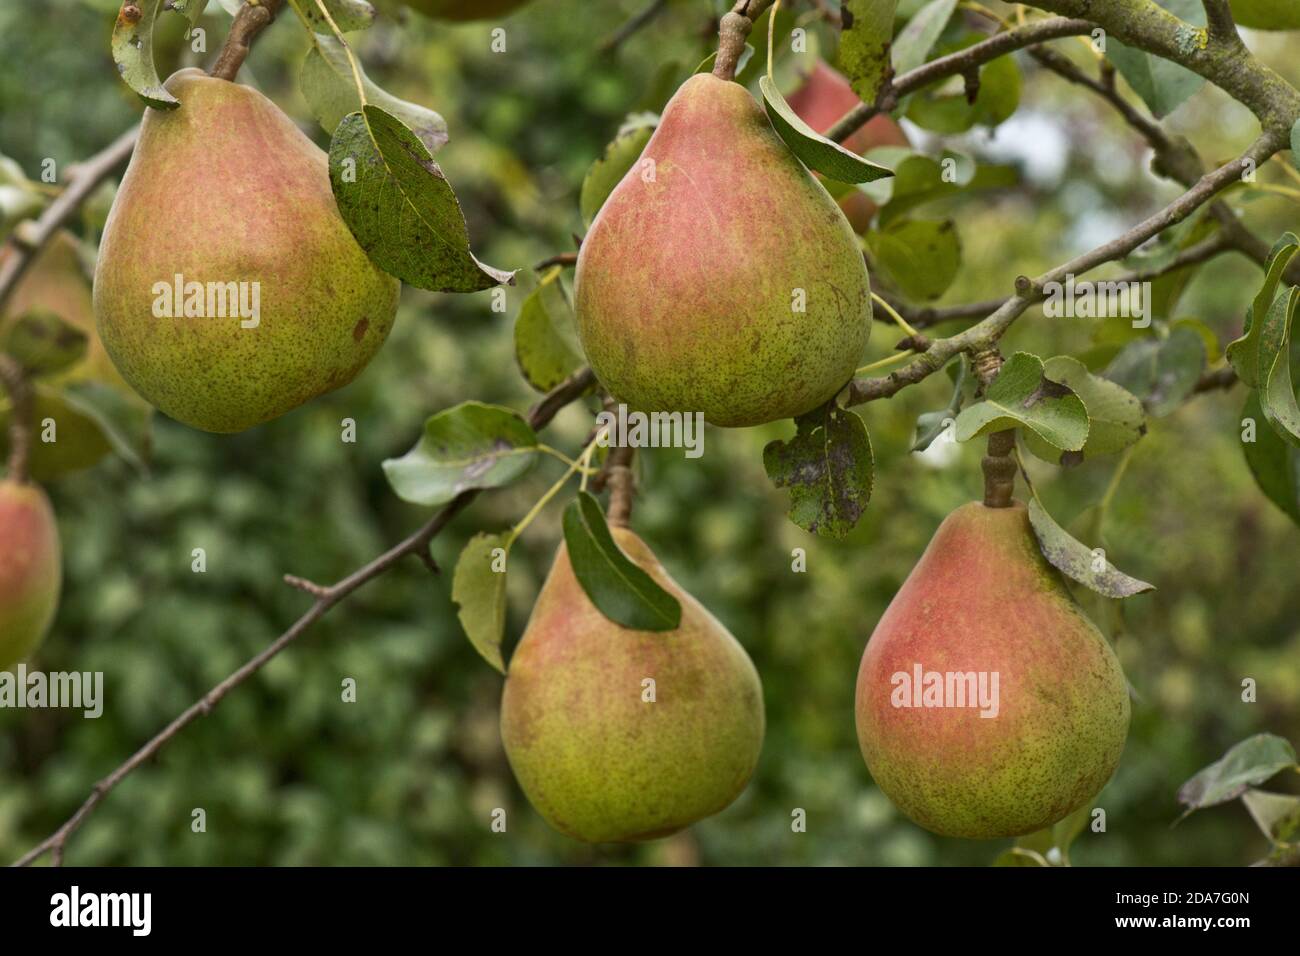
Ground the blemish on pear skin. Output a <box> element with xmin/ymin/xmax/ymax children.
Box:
<box><xmin>352</xmin><ymin>317</ymin><xmax>369</xmax><ymax>342</ymax></box>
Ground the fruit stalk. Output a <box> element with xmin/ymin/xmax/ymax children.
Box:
<box><xmin>210</xmin><ymin>0</ymin><xmax>286</xmax><ymax>82</ymax></box>
<box><xmin>712</xmin><ymin>12</ymin><xmax>754</xmax><ymax>82</ymax></box>
<box><xmin>604</xmin><ymin>444</ymin><xmax>636</xmax><ymax>528</ymax></box>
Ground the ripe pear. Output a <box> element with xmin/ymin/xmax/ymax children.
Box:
<box><xmin>855</xmin><ymin>501</ymin><xmax>1130</xmax><ymax>839</ymax></box>
<box><xmin>574</xmin><ymin>73</ymin><xmax>871</xmax><ymax>428</ymax></box>
<box><xmin>1230</xmin><ymin>0</ymin><xmax>1300</xmax><ymax>29</ymax></box>
<box><xmin>0</xmin><ymin>480</ymin><xmax>61</xmax><ymax>670</ymax></box>
<box><xmin>403</xmin><ymin>0</ymin><xmax>534</xmax><ymax>20</ymax></box>
<box><xmin>93</xmin><ymin>69</ymin><xmax>400</xmax><ymax>434</ymax></box>
<box><xmin>501</xmin><ymin>527</ymin><xmax>764</xmax><ymax>842</ymax></box>
<box><xmin>786</xmin><ymin>61</ymin><xmax>909</xmax><ymax>234</ymax></box>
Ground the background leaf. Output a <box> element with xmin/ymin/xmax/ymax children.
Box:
<box><xmin>1177</xmin><ymin>734</ymin><xmax>1298</xmax><ymax>812</ymax></box>
<box><xmin>450</xmin><ymin>532</ymin><xmax>511</xmax><ymax>674</ymax></box>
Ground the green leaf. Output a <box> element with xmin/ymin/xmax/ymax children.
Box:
<box><xmin>905</xmin><ymin>34</ymin><xmax>1021</xmax><ymax>133</ymax></box>
<box><xmin>450</xmin><ymin>532</ymin><xmax>511</xmax><ymax>674</ymax></box>
<box><xmin>328</xmin><ymin>106</ymin><xmax>512</xmax><ymax>292</ymax></box>
<box><xmin>878</xmin><ymin>152</ymin><xmax>1017</xmax><ymax>227</ymax></box>
<box><xmin>1105</xmin><ymin>0</ymin><xmax>1206</xmax><ymax>118</ymax></box>
<box><xmin>111</xmin><ymin>1</ymin><xmax>179</xmax><ymax>110</ymax></box>
<box><xmin>866</xmin><ymin>218</ymin><xmax>961</xmax><ymax>301</ymax></box>
<box><xmin>763</xmin><ymin>402</ymin><xmax>874</xmax><ymax>539</ymax></box>
<box><xmin>382</xmin><ymin>401</ymin><xmax>540</xmax><ymax>506</ymax></box>
<box><xmin>514</xmin><ymin>268</ymin><xmax>583</xmax><ymax>393</ymax></box>
<box><xmin>912</xmin><ymin>357</ymin><xmax>970</xmax><ymax>451</ymax></box>
<box><xmin>759</xmin><ymin>77</ymin><xmax>896</xmax><ymax>185</ymax></box>
<box><xmin>953</xmin><ymin>352</ymin><xmax>1089</xmax><ymax>451</ymax></box>
<box><xmin>837</xmin><ymin>0</ymin><xmax>899</xmax><ymax>104</ymax></box>
<box><xmin>1242</xmin><ymin>789</ymin><xmax>1300</xmax><ymax>844</ymax></box>
<box><xmin>561</xmin><ymin>491</ymin><xmax>681</xmax><ymax>631</ymax></box>
<box><xmin>1023</xmin><ymin>356</ymin><xmax>1145</xmax><ymax>464</ymax></box>
<box><xmin>0</xmin><ymin>309</ymin><xmax>88</xmax><ymax>378</ymax></box>
<box><xmin>579</xmin><ymin>118</ymin><xmax>655</xmax><ymax>228</ymax></box>
<box><xmin>1104</xmin><ymin>326</ymin><xmax>1207</xmax><ymax>417</ymax></box>
<box><xmin>1177</xmin><ymin>733</ymin><xmax>1298</xmax><ymax>813</ymax></box>
<box><xmin>891</xmin><ymin>0</ymin><xmax>957</xmax><ymax>74</ymax></box>
<box><xmin>1256</xmin><ymin>286</ymin><xmax>1300</xmax><ymax>445</ymax></box>
<box><xmin>1293</xmin><ymin>119</ymin><xmax>1300</xmax><ymax>172</ymax></box>
<box><xmin>0</xmin><ymin>383</ymin><xmax>151</xmax><ymax>480</ymax></box>
<box><xmin>1027</xmin><ymin>496</ymin><xmax>1155</xmax><ymax>598</ymax></box>
<box><xmin>303</xmin><ymin>0</ymin><xmax>377</xmax><ymax>33</ymax></box>
<box><xmin>1226</xmin><ymin>232</ymin><xmax>1300</xmax><ymax>387</ymax></box>
<box><xmin>1241</xmin><ymin>389</ymin><xmax>1300</xmax><ymax>526</ymax></box>
<box><xmin>303</xmin><ymin>35</ymin><xmax>448</xmax><ymax>155</ymax></box>
<box><xmin>994</xmin><ymin>803</ymin><xmax>1092</xmax><ymax>867</ymax></box>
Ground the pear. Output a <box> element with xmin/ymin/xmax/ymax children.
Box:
<box><xmin>786</xmin><ymin>61</ymin><xmax>909</xmax><ymax>233</ymax></box>
<box><xmin>0</xmin><ymin>480</ymin><xmax>61</xmax><ymax>670</ymax></box>
<box><xmin>574</xmin><ymin>73</ymin><xmax>871</xmax><ymax>428</ymax></box>
<box><xmin>1230</xmin><ymin>0</ymin><xmax>1300</xmax><ymax>29</ymax></box>
<box><xmin>855</xmin><ymin>501</ymin><xmax>1130</xmax><ymax>839</ymax></box>
<box><xmin>93</xmin><ymin>69</ymin><xmax>400</xmax><ymax>434</ymax></box>
<box><xmin>403</xmin><ymin>0</ymin><xmax>534</xmax><ymax>20</ymax></box>
<box><xmin>501</xmin><ymin>527</ymin><xmax>764</xmax><ymax>842</ymax></box>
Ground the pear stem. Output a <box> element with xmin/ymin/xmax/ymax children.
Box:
<box><xmin>982</xmin><ymin>431</ymin><xmax>1017</xmax><ymax>509</ymax></box>
<box><xmin>0</xmin><ymin>355</ymin><xmax>31</xmax><ymax>484</ymax></box>
<box><xmin>712</xmin><ymin>12</ymin><xmax>754</xmax><ymax>82</ymax></box>
<box><xmin>604</xmin><ymin>444</ymin><xmax>637</xmax><ymax>528</ymax></box>
<box><xmin>210</xmin><ymin>0</ymin><xmax>285</xmax><ymax>83</ymax></box>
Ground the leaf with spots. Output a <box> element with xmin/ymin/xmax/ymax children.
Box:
<box><xmin>1177</xmin><ymin>733</ymin><xmax>1298</xmax><ymax>815</ymax></box>
<box><xmin>382</xmin><ymin>401</ymin><xmax>540</xmax><ymax>506</ymax></box>
<box><xmin>763</xmin><ymin>402</ymin><xmax>874</xmax><ymax>539</ymax></box>
<box><xmin>328</xmin><ymin>105</ymin><xmax>513</xmax><ymax>292</ymax></box>
<box><xmin>451</xmin><ymin>531</ymin><xmax>512</xmax><ymax>674</ymax></box>
<box><xmin>169</xmin><ymin>0</ymin><xmax>210</xmax><ymax>26</ymax></box>
<box><xmin>112</xmin><ymin>1</ymin><xmax>179</xmax><ymax>110</ymax></box>
<box><xmin>838</xmin><ymin>0</ymin><xmax>899</xmax><ymax>105</ymax></box>
<box><xmin>1023</xmin><ymin>356</ymin><xmax>1145</xmax><ymax>465</ymax></box>
<box><xmin>954</xmin><ymin>352</ymin><xmax>1089</xmax><ymax>451</ymax></box>
<box><xmin>562</xmin><ymin>491</ymin><xmax>680</xmax><ymax>632</ymax></box>
<box><xmin>1027</xmin><ymin>496</ymin><xmax>1153</xmax><ymax>599</ymax></box>
<box><xmin>303</xmin><ymin>0</ymin><xmax>377</xmax><ymax>33</ymax></box>
<box><xmin>1104</xmin><ymin>325</ymin><xmax>1207</xmax><ymax>417</ymax></box>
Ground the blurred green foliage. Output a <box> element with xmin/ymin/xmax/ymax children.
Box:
<box><xmin>1</xmin><ymin>0</ymin><xmax>1298</xmax><ymax>866</ymax></box>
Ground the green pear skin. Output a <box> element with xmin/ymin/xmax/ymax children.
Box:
<box><xmin>1230</xmin><ymin>0</ymin><xmax>1300</xmax><ymax>29</ymax></box>
<box><xmin>574</xmin><ymin>73</ymin><xmax>872</xmax><ymax>428</ymax></box>
<box><xmin>855</xmin><ymin>502</ymin><xmax>1130</xmax><ymax>839</ymax></box>
<box><xmin>501</xmin><ymin>527</ymin><xmax>764</xmax><ymax>842</ymax></box>
<box><xmin>0</xmin><ymin>481</ymin><xmax>61</xmax><ymax>670</ymax></box>
<box><xmin>93</xmin><ymin>69</ymin><xmax>400</xmax><ymax>434</ymax></box>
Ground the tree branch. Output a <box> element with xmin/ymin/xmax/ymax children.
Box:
<box><xmin>1201</xmin><ymin>0</ymin><xmax>1242</xmax><ymax>47</ymax></box>
<box><xmin>209</xmin><ymin>0</ymin><xmax>286</xmax><ymax>82</ymax></box>
<box><xmin>0</xmin><ymin>127</ymin><xmax>137</xmax><ymax>316</ymax></box>
<box><xmin>845</xmin><ymin>135</ymin><xmax>1281</xmax><ymax>406</ymax></box>
<box><xmin>826</xmin><ymin>17</ymin><xmax>1096</xmax><ymax>143</ymax></box>
<box><xmin>11</xmin><ymin>366</ymin><xmax>596</xmax><ymax>867</ymax></box>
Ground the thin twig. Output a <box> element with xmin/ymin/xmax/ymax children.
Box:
<box><xmin>598</xmin><ymin>0</ymin><xmax>668</xmax><ymax>54</ymax></box>
<box><xmin>11</xmin><ymin>367</ymin><xmax>595</xmax><ymax>867</ymax></box>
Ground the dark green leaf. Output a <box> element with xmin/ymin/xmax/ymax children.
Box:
<box><xmin>1104</xmin><ymin>326</ymin><xmax>1207</xmax><ymax>417</ymax></box>
<box><xmin>1241</xmin><ymin>389</ymin><xmax>1300</xmax><ymax>525</ymax></box>
<box><xmin>905</xmin><ymin>34</ymin><xmax>1021</xmax><ymax>133</ymax></box>
<box><xmin>866</xmin><ymin>218</ymin><xmax>961</xmax><ymax>300</ymax></box>
<box><xmin>837</xmin><ymin>0</ymin><xmax>899</xmax><ymax>105</ymax></box>
<box><xmin>1226</xmin><ymin>231</ymin><xmax>1299</xmax><ymax>387</ymax></box>
<box><xmin>562</xmin><ymin>491</ymin><xmax>680</xmax><ymax>631</ymax></box>
<box><xmin>451</xmin><ymin>531</ymin><xmax>511</xmax><ymax>673</ymax></box>
<box><xmin>0</xmin><ymin>309</ymin><xmax>88</xmax><ymax>377</ymax></box>
<box><xmin>1023</xmin><ymin>356</ymin><xmax>1145</xmax><ymax>463</ymax></box>
<box><xmin>514</xmin><ymin>268</ymin><xmax>583</xmax><ymax>393</ymax></box>
<box><xmin>1105</xmin><ymin>0</ymin><xmax>1206</xmax><ymax>118</ymax></box>
<box><xmin>954</xmin><ymin>352</ymin><xmax>1089</xmax><ymax>451</ymax></box>
<box><xmin>329</xmin><ymin>106</ymin><xmax>513</xmax><ymax>292</ymax></box>
<box><xmin>303</xmin><ymin>0</ymin><xmax>376</xmax><ymax>33</ymax></box>
<box><xmin>1257</xmin><ymin>287</ymin><xmax>1300</xmax><ymax>444</ymax></box>
<box><xmin>760</xmin><ymin>77</ymin><xmax>895</xmax><ymax>184</ymax></box>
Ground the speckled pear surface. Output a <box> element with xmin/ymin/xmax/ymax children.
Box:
<box><xmin>501</xmin><ymin>527</ymin><xmax>764</xmax><ymax>842</ymax></box>
<box><xmin>93</xmin><ymin>69</ymin><xmax>400</xmax><ymax>433</ymax></box>
<box><xmin>855</xmin><ymin>502</ymin><xmax>1130</xmax><ymax>839</ymax></box>
<box><xmin>574</xmin><ymin>73</ymin><xmax>871</xmax><ymax>428</ymax></box>
<box><xmin>0</xmin><ymin>481</ymin><xmax>61</xmax><ymax>670</ymax></box>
